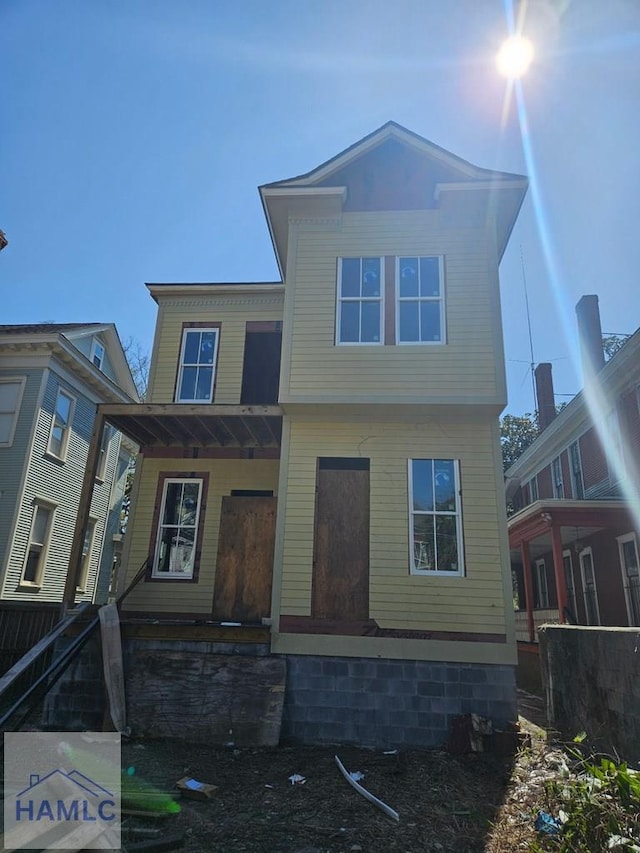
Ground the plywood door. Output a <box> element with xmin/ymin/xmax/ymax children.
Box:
<box><xmin>213</xmin><ymin>496</ymin><xmax>277</xmax><ymax>622</ymax></box>
<box><xmin>311</xmin><ymin>467</ymin><xmax>370</xmax><ymax>620</ymax></box>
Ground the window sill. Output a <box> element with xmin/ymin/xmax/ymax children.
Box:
<box><xmin>44</xmin><ymin>451</ymin><xmax>66</xmax><ymax>465</ymax></box>
<box><xmin>18</xmin><ymin>582</ymin><xmax>42</xmax><ymax>591</ymax></box>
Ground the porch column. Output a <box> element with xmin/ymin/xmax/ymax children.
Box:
<box><xmin>550</xmin><ymin>522</ymin><xmax>568</xmax><ymax>624</ymax></box>
<box><xmin>62</xmin><ymin>410</ymin><xmax>105</xmax><ymax>612</ymax></box>
<box><xmin>520</xmin><ymin>540</ymin><xmax>535</xmax><ymax>643</ymax></box>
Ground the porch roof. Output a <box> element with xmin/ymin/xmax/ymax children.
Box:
<box><xmin>99</xmin><ymin>403</ymin><xmax>283</xmax><ymax>449</ymax></box>
<box><xmin>508</xmin><ymin>498</ymin><xmax>631</xmax><ymax>550</ymax></box>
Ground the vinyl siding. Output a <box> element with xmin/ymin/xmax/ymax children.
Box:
<box><xmin>149</xmin><ymin>294</ymin><xmax>284</xmax><ymax>404</ymax></box>
<box><xmin>277</xmin><ymin>416</ymin><xmax>509</xmax><ymax>635</ymax></box>
<box><xmin>121</xmin><ymin>457</ymin><xmax>280</xmax><ymax>613</ymax></box>
<box><xmin>283</xmin><ymin>211</ymin><xmax>504</xmax><ymax>403</ymax></box>
<box><xmin>1</xmin><ymin>371</ymin><xmax>121</xmax><ymax>602</ymax></box>
<box><xmin>0</xmin><ymin>369</ymin><xmax>42</xmax><ymax>580</ymax></box>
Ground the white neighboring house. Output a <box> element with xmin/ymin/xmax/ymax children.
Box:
<box><xmin>0</xmin><ymin>323</ymin><xmax>139</xmax><ymax>603</ymax></box>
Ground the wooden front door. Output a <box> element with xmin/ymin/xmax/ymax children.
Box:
<box><xmin>311</xmin><ymin>458</ymin><xmax>370</xmax><ymax>621</ymax></box>
<box><xmin>212</xmin><ymin>496</ymin><xmax>277</xmax><ymax>622</ymax></box>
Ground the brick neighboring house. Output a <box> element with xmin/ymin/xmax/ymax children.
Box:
<box><xmin>74</xmin><ymin>122</ymin><xmax>528</xmax><ymax>747</ymax></box>
<box><xmin>506</xmin><ymin>295</ymin><xmax>640</xmax><ymax>643</ymax></box>
<box><xmin>0</xmin><ymin>323</ymin><xmax>139</xmax><ymax>605</ymax></box>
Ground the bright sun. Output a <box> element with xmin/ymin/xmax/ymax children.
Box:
<box><xmin>496</xmin><ymin>36</ymin><xmax>534</xmax><ymax>79</ymax></box>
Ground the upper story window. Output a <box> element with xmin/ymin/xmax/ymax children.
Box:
<box><xmin>48</xmin><ymin>388</ymin><xmax>75</xmax><ymax>460</ymax></box>
<box><xmin>0</xmin><ymin>378</ymin><xmax>26</xmax><ymax>447</ymax></box>
<box><xmin>91</xmin><ymin>338</ymin><xmax>105</xmax><ymax>370</ymax></box>
<box><xmin>409</xmin><ymin>458</ymin><xmax>463</xmax><ymax>576</ymax></box>
<box><xmin>396</xmin><ymin>257</ymin><xmax>445</xmax><ymax>344</ymax></box>
<box><xmin>152</xmin><ymin>478</ymin><xmax>203</xmax><ymax>579</ymax></box>
<box><xmin>21</xmin><ymin>501</ymin><xmax>55</xmax><ymax>586</ymax></box>
<box><xmin>95</xmin><ymin>426</ymin><xmax>113</xmax><ymax>481</ymax></box>
<box><xmin>552</xmin><ymin>456</ymin><xmax>564</xmax><ymax>498</ymax></box>
<box><xmin>176</xmin><ymin>328</ymin><xmax>220</xmax><ymax>403</ymax></box>
<box><xmin>527</xmin><ymin>474</ymin><xmax>539</xmax><ymax>502</ymax></box>
<box><xmin>77</xmin><ymin>519</ymin><xmax>97</xmax><ymax>592</ymax></box>
<box><xmin>569</xmin><ymin>441</ymin><xmax>584</xmax><ymax>499</ymax></box>
<box><xmin>336</xmin><ymin>257</ymin><xmax>383</xmax><ymax>345</ymax></box>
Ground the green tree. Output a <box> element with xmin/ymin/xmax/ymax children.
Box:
<box><xmin>602</xmin><ymin>333</ymin><xmax>631</xmax><ymax>362</ymax></box>
<box><xmin>500</xmin><ymin>412</ymin><xmax>538</xmax><ymax>471</ymax></box>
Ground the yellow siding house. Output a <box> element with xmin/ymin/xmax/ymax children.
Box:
<box><xmin>92</xmin><ymin>123</ymin><xmax>527</xmax><ymax>747</ymax></box>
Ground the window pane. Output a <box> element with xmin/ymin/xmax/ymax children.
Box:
<box><xmin>361</xmin><ymin>302</ymin><xmax>380</xmax><ymax>342</ymax></box>
<box><xmin>56</xmin><ymin>393</ymin><xmax>72</xmax><ymax>426</ymax></box>
<box><xmin>420</xmin><ymin>257</ymin><xmax>440</xmax><ymax>296</ymax></box>
<box><xmin>399</xmin><ymin>301</ymin><xmax>420</xmax><ymax>342</ymax></box>
<box><xmin>340</xmin><ymin>302</ymin><xmax>359</xmax><ymax>342</ymax></box>
<box><xmin>49</xmin><ymin>428</ymin><xmax>63</xmax><ymax>457</ymax></box>
<box><xmin>183</xmin><ymin>331</ymin><xmax>200</xmax><ymax>364</ymax></box>
<box><xmin>436</xmin><ymin>516</ymin><xmax>458</xmax><ymax>571</ymax></box>
<box><xmin>194</xmin><ymin>367</ymin><xmax>213</xmax><ymax>400</ymax></box>
<box><xmin>413</xmin><ymin>515</ymin><xmax>435</xmax><ymax>570</ymax></box>
<box><xmin>179</xmin><ymin>367</ymin><xmax>197</xmax><ymax>401</ymax></box>
<box><xmin>412</xmin><ymin>460</ymin><xmax>434</xmax><ymax>511</ymax></box>
<box><xmin>341</xmin><ymin>259</ymin><xmax>360</xmax><ymax>297</ymax></box>
<box><xmin>199</xmin><ymin>332</ymin><xmax>216</xmax><ymax>365</ymax></box>
<box><xmin>163</xmin><ymin>482</ymin><xmax>183</xmax><ymax>526</ymax></box>
<box><xmin>362</xmin><ymin>258</ymin><xmax>381</xmax><ymax>297</ymax></box>
<box><xmin>180</xmin><ymin>483</ymin><xmax>200</xmax><ymax>525</ymax></box>
<box><xmin>24</xmin><ymin>549</ymin><xmax>40</xmax><ymax>583</ymax></box>
<box><xmin>169</xmin><ymin>533</ymin><xmax>195</xmax><ymax>573</ymax></box>
<box><xmin>420</xmin><ymin>302</ymin><xmax>441</xmax><ymax>341</ymax></box>
<box><xmin>0</xmin><ymin>382</ymin><xmax>21</xmax><ymax>409</ymax></box>
<box><xmin>399</xmin><ymin>258</ymin><xmax>419</xmax><ymax>297</ymax></box>
<box><xmin>434</xmin><ymin>460</ymin><xmax>455</xmax><ymax>511</ymax></box>
<box><xmin>623</xmin><ymin>541</ymin><xmax>639</xmax><ymax>576</ymax></box>
<box><xmin>583</xmin><ymin>554</ymin><xmax>594</xmax><ymax>584</ymax></box>
<box><xmin>32</xmin><ymin>507</ymin><xmax>51</xmax><ymax>545</ymax></box>
<box><xmin>155</xmin><ymin>528</ymin><xmax>173</xmax><ymax>572</ymax></box>
<box><xmin>0</xmin><ymin>413</ymin><xmax>13</xmax><ymax>443</ymax></box>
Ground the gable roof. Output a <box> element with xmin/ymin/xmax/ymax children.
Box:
<box><xmin>259</xmin><ymin>121</ymin><xmax>527</xmax><ymax>276</ymax></box>
<box><xmin>0</xmin><ymin>323</ymin><xmax>103</xmax><ymax>335</ymax></box>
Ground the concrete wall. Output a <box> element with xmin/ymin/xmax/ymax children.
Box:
<box><xmin>540</xmin><ymin>624</ymin><xmax>640</xmax><ymax>763</ymax></box>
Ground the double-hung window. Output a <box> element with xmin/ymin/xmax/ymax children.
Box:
<box><xmin>336</xmin><ymin>257</ymin><xmax>383</xmax><ymax>344</ymax></box>
<box><xmin>534</xmin><ymin>559</ymin><xmax>550</xmax><ymax>608</ymax></box>
<box><xmin>552</xmin><ymin>456</ymin><xmax>564</xmax><ymax>498</ymax></box>
<box><xmin>48</xmin><ymin>388</ymin><xmax>75</xmax><ymax>459</ymax></box>
<box><xmin>22</xmin><ymin>502</ymin><xmax>55</xmax><ymax>586</ymax></box>
<box><xmin>176</xmin><ymin>328</ymin><xmax>220</xmax><ymax>403</ymax></box>
<box><xmin>409</xmin><ymin>458</ymin><xmax>463</xmax><ymax>575</ymax></box>
<box><xmin>91</xmin><ymin>338</ymin><xmax>105</xmax><ymax>370</ymax></box>
<box><xmin>0</xmin><ymin>378</ymin><xmax>26</xmax><ymax>447</ymax></box>
<box><xmin>77</xmin><ymin>519</ymin><xmax>97</xmax><ymax>591</ymax></box>
<box><xmin>397</xmin><ymin>256</ymin><xmax>444</xmax><ymax>344</ymax></box>
<box><xmin>152</xmin><ymin>479</ymin><xmax>203</xmax><ymax>579</ymax></box>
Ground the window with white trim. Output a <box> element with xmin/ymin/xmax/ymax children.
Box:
<box><xmin>0</xmin><ymin>378</ymin><xmax>26</xmax><ymax>447</ymax></box>
<box><xmin>617</xmin><ymin>532</ymin><xmax>640</xmax><ymax>626</ymax></box>
<box><xmin>91</xmin><ymin>338</ymin><xmax>105</xmax><ymax>370</ymax></box>
<box><xmin>528</xmin><ymin>474</ymin><xmax>539</xmax><ymax>502</ymax></box>
<box><xmin>95</xmin><ymin>426</ymin><xmax>113</xmax><ymax>481</ymax></box>
<box><xmin>77</xmin><ymin>519</ymin><xmax>97</xmax><ymax>591</ymax></box>
<box><xmin>534</xmin><ymin>559</ymin><xmax>549</xmax><ymax>608</ymax></box>
<box><xmin>409</xmin><ymin>459</ymin><xmax>463</xmax><ymax>575</ymax></box>
<box><xmin>175</xmin><ymin>328</ymin><xmax>220</xmax><ymax>402</ymax></box>
<box><xmin>152</xmin><ymin>479</ymin><xmax>203</xmax><ymax>578</ymax></box>
<box><xmin>48</xmin><ymin>388</ymin><xmax>75</xmax><ymax>459</ymax></box>
<box><xmin>579</xmin><ymin>547</ymin><xmax>600</xmax><ymax>625</ymax></box>
<box><xmin>21</xmin><ymin>502</ymin><xmax>55</xmax><ymax>586</ymax></box>
<box><xmin>570</xmin><ymin>441</ymin><xmax>584</xmax><ymax>499</ymax></box>
<box><xmin>336</xmin><ymin>257</ymin><xmax>383</xmax><ymax>344</ymax></box>
<box><xmin>552</xmin><ymin>456</ymin><xmax>564</xmax><ymax>498</ymax></box>
<box><xmin>396</xmin><ymin>256</ymin><xmax>445</xmax><ymax>344</ymax></box>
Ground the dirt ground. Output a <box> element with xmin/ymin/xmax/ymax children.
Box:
<box><xmin>120</xmin><ymin>725</ymin><xmax>548</xmax><ymax>853</ymax></box>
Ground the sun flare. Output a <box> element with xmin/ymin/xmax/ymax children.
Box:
<box><xmin>497</xmin><ymin>36</ymin><xmax>534</xmax><ymax>79</ymax></box>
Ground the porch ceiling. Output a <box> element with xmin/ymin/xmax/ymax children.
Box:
<box><xmin>99</xmin><ymin>403</ymin><xmax>283</xmax><ymax>449</ymax></box>
<box><xmin>508</xmin><ymin>499</ymin><xmax>631</xmax><ymax>551</ymax></box>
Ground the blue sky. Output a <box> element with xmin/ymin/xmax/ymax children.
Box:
<box><xmin>2</xmin><ymin>0</ymin><xmax>639</xmax><ymax>414</ymax></box>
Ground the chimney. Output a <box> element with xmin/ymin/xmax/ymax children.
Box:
<box><xmin>576</xmin><ymin>294</ymin><xmax>605</xmax><ymax>380</ymax></box>
<box><xmin>535</xmin><ymin>362</ymin><xmax>556</xmax><ymax>430</ymax></box>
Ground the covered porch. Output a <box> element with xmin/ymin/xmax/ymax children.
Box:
<box><xmin>509</xmin><ymin>499</ymin><xmax>634</xmax><ymax>643</ymax></box>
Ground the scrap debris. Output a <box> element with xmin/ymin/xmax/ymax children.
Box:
<box><xmin>288</xmin><ymin>773</ymin><xmax>306</xmax><ymax>785</ymax></box>
<box><xmin>175</xmin><ymin>776</ymin><xmax>218</xmax><ymax>800</ymax></box>
<box><xmin>335</xmin><ymin>754</ymin><xmax>399</xmax><ymax>822</ymax></box>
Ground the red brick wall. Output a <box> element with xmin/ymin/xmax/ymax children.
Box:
<box><xmin>537</xmin><ymin>465</ymin><xmax>553</xmax><ymax>499</ymax></box>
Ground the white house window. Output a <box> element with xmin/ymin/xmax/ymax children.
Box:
<box><xmin>152</xmin><ymin>479</ymin><xmax>203</xmax><ymax>579</ymax></box>
<box><xmin>48</xmin><ymin>388</ymin><xmax>75</xmax><ymax>459</ymax></box>
<box><xmin>0</xmin><ymin>378</ymin><xmax>26</xmax><ymax>447</ymax></box>
<box><xmin>397</xmin><ymin>256</ymin><xmax>445</xmax><ymax>344</ymax></box>
<box><xmin>552</xmin><ymin>456</ymin><xmax>564</xmax><ymax>498</ymax></box>
<box><xmin>579</xmin><ymin>547</ymin><xmax>600</xmax><ymax>625</ymax></box>
<box><xmin>91</xmin><ymin>338</ymin><xmax>105</xmax><ymax>370</ymax></box>
<box><xmin>77</xmin><ymin>519</ymin><xmax>97</xmax><ymax>591</ymax></box>
<box><xmin>618</xmin><ymin>533</ymin><xmax>640</xmax><ymax>626</ymax></box>
<box><xmin>95</xmin><ymin>426</ymin><xmax>113</xmax><ymax>481</ymax></box>
<box><xmin>175</xmin><ymin>328</ymin><xmax>220</xmax><ymax>402</ymax></box>
<box><xmin>562</xmin><ymin>550</ymin><xmax>578</xmax><ymax>622</ymax></box>
<box><xmin>409</xmin><ymin>458</ymin><xmax>463</xmax><ymax>575</ymax></box>
<box><xmin>534</xmin><ymin>559</ymin><xmax>549</xmax><ymax>608</ymax></box>
<box><xmin>22</xmin><ymin>502</ymin><xmax>54</xmax><ymax>586</ymax></box>
<box><xmin>528</xmin><ymin>475</ymin><xmax>539</xmax><ymax>502</ymax></box>
<box><xmin>570</xmin><ymin>441</ymin><xmax>584</xmax><ymax>499</ymax></box>
<box><xmin>336</xmin><ymin>257</ymin><xmax>383</xmax><ymax>345</ymax></box>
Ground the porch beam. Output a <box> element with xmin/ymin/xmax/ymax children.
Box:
<box><xmin>520</xmin><ymin>540</ymin><xmax>535</xmax><ymax>643</ymax></box>
<box><xmin>551</xmin><ymin>523</ymin><xmax>568</xmax><ymax>623</ymax></box>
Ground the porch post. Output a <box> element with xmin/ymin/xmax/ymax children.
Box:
<box><xmin>62</xmin><ymin>409</ymin><xmax>105</xmax><ymax>613</ymax></box>
<box><xmin>520</xmin><ymin>540</ymin><xmax>535</xmax><ymax>643</ymax></box>
<box><xmin>551</xmin><ymin>522</ymin><xmax>568</xmax><ymax>624</ymax></box>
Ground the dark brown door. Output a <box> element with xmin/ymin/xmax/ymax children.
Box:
<box><xmin>311</xmin><ymin>459</ymin><xmax>370</xmax><ymax>621</ymax></box>
<box><xmin>213</xmin><ymin>496</ymin><xmax>277</xmax><ymax>622</ymax></box>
